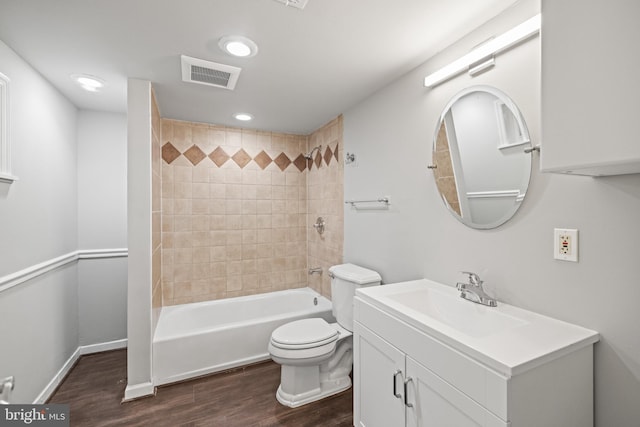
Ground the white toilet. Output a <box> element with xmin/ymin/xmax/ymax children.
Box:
<box><xmin>268</xmin><ymin>263</ymin><xmax>381</xmax><ymax>408</ymax></box>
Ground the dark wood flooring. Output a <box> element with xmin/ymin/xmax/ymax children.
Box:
<box><xmin>48</xmin><ymin>350</ymin><xmax>353</xmax><ymax>427</ymax></box>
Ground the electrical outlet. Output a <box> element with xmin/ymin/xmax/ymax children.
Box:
<box><xmin>554</xmin><ymin>228</ymin><xmax>578</xmax><ymax>262</ymax></box>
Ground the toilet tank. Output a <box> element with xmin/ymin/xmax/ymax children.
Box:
<box><xmin>328</xmin><ymin>263</ymin><xmax>381</xmax><ymax>331</ymax></box>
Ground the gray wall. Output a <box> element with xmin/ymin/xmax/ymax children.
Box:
<box><xmin>0</xmin><ymin>43</ymin><xmax>78</xmax><ymax>276</ymax></box>
<box><xmin>0</xmin><ymin>41</ymin><xmax>128</xmax><ymax>403</ymax></box>
<box><xmin>77</xmin><ymin>110</ymin><xmax>127</xmax><ymax>346</ymax></box>
<box><xmin>77</xmin><ymin>110</ymin><xmax>127</xmax><ymax>249</ymax></box>
<box><xmin>0</xmin><ymin>39</ymin><xmax>79</xmax><ymax>403</ymax></box>
<box><xmin>343</xmin><ymin>1</ymin><xmax>640</xmax><ymax>425</ymax></box>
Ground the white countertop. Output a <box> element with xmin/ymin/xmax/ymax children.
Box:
<box><xmin>355</xmin><ymin>279</ymin><xmax>599</xmax><ymax>376</ymax></box>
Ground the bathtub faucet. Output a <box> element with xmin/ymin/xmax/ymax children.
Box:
<box><xmin>308</xmin><ymin>267</ymin><xmax>323</xmax><ymax>275</ymax></box>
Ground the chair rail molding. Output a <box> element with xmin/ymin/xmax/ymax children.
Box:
<box><xmin>0</xmin><ymin>248</ymin><xmax>129</xmax><ymax>293</ymax></box>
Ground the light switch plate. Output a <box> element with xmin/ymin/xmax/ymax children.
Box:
<box><xmin>554</xmin><ymin>228</ymin><xmax>578</xmax><ymax>262</ymax></box>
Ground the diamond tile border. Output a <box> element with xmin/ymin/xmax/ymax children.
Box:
<box><xmin>209</xmin><ymin>147</ymin><xmax>230</xmax><ymax>167</ymax></box>
<box><xmin>274</xmin><ymin>153</ymin><xmax>292</xmax><ymax>171</ymax></box>
<box><xmin>254</xmin><ymin>150</ymin><xmax>273</xmax><ymax>170</ymax></box>
<box><xmin>232</xmin><ymin>149</ymin><xmax>252</xmax><ymax>168</ymax></box>
<box><xmin>323</xmin><ymin>146</ymin><xmax>333</xmax><ymax>166</ymax></box>
<box><xmin>162</xmin><ymin>142</ymin><xmax>341</xmax><ymax>172</ymax></box>
<box><xmin>293</xmin><ymin>154</ymin><xmax>307</xmax><ymax>172</ymax></box>
<box><xmin>162</xmin><ymin>142</ymin><xmax>181</xmax><ymax>164</ymax></box>
<box><xmin>184</xmin><ymin>145</ymin><xmax>206</xmax><ymax>165</ymax></box>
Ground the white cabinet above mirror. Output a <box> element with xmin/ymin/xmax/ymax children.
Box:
<box><xmin>541</xmin><ymin>0</ymin><xmax>640</xmax><ymax>176</ymax></box>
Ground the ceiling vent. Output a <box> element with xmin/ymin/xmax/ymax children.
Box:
<box><xmin>181</xmin><ymin>55</ymin><xmax>241</xmax><ymax>90</ymax></box>
<box><xmin>273</xmin><ymin>0</ymin><xmax>309</xmax><ymax>10</ymax></box>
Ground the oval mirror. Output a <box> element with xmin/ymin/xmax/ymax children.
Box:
<box><xmin>431</xmin><ymin>86</ymin><xmax>532</xmax><ymax>229</ymax></box>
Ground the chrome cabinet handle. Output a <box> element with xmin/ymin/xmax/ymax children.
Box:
<box><xmin>392</xmin><ymin>370</ymin><xmax>403</xmax><ymax>399</ymax></box>
<box><xmin>404</xmin><ymin>377</ymin><xmax>414</xmax><ymax>408</ymax></box>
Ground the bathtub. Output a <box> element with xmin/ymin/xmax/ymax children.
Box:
<box><xmin>153</xmin><ymin>287</ymin><xmax>334</xmax><ymax>386</ymax></box>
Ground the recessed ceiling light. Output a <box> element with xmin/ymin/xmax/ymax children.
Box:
<box><xmin>234</xmin><ymin>113</ymin><xmax>253</xmax><ymax>121</ymax></box>
<box><xmin>71</xmin><ymin>74</ymin><xmax>106</xmax><ymax>92</ymax></box>
<box><xmin>219</xmin><ymin>36</ymin><xmax>258</xmax><ymax>58</ymax></box>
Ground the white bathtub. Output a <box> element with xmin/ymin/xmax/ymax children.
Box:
<box><xmin>153</xmin><ymin>287</ymin><xmax>334</xmax><ymax>385</ymax></box>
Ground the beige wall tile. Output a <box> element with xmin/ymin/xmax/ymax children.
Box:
<box><xmin>226</xmin><ymin>215</ymin><xmax>241</xmax><ymax>230</ymax></box>
<box><xmin>226</xmin><ymin>200</ymin><xmax>241</xmax><ymax>215</ymax></box>
<box><xmin>192</xmin><ymin>199</ymin><xmax>209</xmax><ymax>215</ymax></box>
<box><xmin>193</xmin><ymin>247</ymin><xmax>210</xmax><ymax>264</ymax></box>
<box><xmin>226</xmin><ymin>129</ymin><xmax>242</xmax><ymax>147</ymax></box>
<box><xmin>210</xmin><ymin>262</ymin><xmax>226</xmax><ymax>278</ymax></box>
<box><xmin>159</xmin><ymin>118</ymin><xmax>347</xmax><ymax>305</ymax></box>
<box><xmin>226</xmin><ymin>230</ymin><xmax>242</xmax><ymax>245</ymax></box>
<box><xmin>226</xmin><ymin>245</ymin><xmax>242</xmax><ymax>261</ymax></box>
<box><xmin>226</xmin><ymin>275</ymin><xmax>242</xmax><ymax>291</ymax></box>
<box><xmin>227</xmin><ymin>261</ymin><xmax>242</xmax><ymax>276</ymax></box>
<box><xmin>210</xmin><ymin>246</ymin><xmax>226</xmax><ymax>261</ymax></box>
<box><xmin>242</xmin><ymin>229</ymin><xmax>257</xmax><ymax>244</ymax></box>
<box><xmin>209</xmin><ymin>168</ymin><xmax>225</xmax><ymax>183</ymax></box>
<box><xmin>210</xmin><ymin>277</ymin><xmax>226</xmax><ymax>294</ymax></box>
<box><xmin>256</xmin><ymin>229</ymin><xmax>272</xmax><ymax>244</ymax></box>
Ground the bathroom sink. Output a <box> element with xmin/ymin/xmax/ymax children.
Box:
<box><xmin>386</xmin><ymin>286</ymin><xmax>527</xmax><ymax>338</ymax></box>
<box><xmin>355</xmin><ymin>279</ymin><xmax>599</xmax><ymax>376</ymax></box>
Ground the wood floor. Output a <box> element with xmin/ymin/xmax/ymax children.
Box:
<box><xmin>48</xmin><ymin>350</ymin><xmax>353</xmax><ymax>427</ymax></box>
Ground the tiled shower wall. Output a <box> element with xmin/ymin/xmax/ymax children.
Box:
<box><xmin>160</xmin><ymin>120</ymin><xmax>311</xmax><ymax>305</ymax></box>
<box><xmin>307</xmin><ymin>116</ymin><xmax>344</xmax><ymax>297</ymax></box>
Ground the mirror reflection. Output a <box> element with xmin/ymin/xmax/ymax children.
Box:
<box><xmin>432</xmin><ymin>86</ymin><xmax>532</xmax><ymax>229</ymax></box>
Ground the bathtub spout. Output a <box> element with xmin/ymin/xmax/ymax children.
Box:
<box><xmin>308</xmin><ymin>267</ymin><xmax>323</xmax><ymax>275</ymax></box>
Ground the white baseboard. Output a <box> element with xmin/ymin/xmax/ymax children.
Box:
<box><xmin>122</xmin><ymin>382</ymin><xmax>156</xmax><ymax>402</ymax></box>
<box><xmin>33</xmin><ymin>338</ymin><xmax>128</xmax><ymax>404</ymax></box>
<box><xmin>33</xmin><ymin>347</ymin><xmax>81</xmax><ymax>404</ymax></box>
<box><xmin>80</xmin><ymin>338</ymin><xmax>128</xmax><ymax>356</ymax></box>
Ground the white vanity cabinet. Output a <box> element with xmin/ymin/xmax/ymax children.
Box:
<box><xmin>353</xmin><ymin>280</ymin><xmax>599</xmax><ymax>427</ymax></box>
<box><xmin>355</xmin><ymin>323</ymin><xmax>506</xmax><ymax>427</ymax></box>
<box><xmin>355</xmin><ymin>323</ymin><xmax>405</xmax><ymax>427</ymax></box>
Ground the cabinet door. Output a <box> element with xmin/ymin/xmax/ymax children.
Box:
<box><xmin>541</xmin><ymin>0</ymin><xmax>640</xmax><ymax>175</ymax></box>
<box><xmin>354</xmin><ymin>322</ymin><xmax>406</xmax><ymax>427</ymax></box>
<box><xmin>405</xmin><ymin>357</ymin><xmax>508</xmax><ymax>427</ymax></box>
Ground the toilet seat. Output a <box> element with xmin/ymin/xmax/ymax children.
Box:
<box><xmin>269</xmin><ymin>318</ymin><xmax>341</xmax><ymax>365</ymax></box>
<box><xmin>271</xmin><ymin>318</ymin><xmax>339</xmax><ymax>350</ymax></box>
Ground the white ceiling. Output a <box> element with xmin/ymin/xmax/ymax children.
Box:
<box><xmin>0</xmin><ymin>0</ymin><xmax>519</xmax><ymax>134</ymax></box>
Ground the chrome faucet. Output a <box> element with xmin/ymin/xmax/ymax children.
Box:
<box><xmin>456</xmin><ymin>272</ymin><xmax>497</xmax><ymax>307</ymax></box>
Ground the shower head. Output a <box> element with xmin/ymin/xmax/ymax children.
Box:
<box><xmin>304</xmin><ymin>145</ymin><xmax>322</xmax><ymax>160</ymax></box>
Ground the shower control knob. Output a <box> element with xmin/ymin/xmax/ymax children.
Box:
<box><xmin>313</xmin><ymin>217</ymin><xmax>325</xmax><ymax>235</ymax></box>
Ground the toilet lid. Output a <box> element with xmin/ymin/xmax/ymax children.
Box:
<box><xmin>271</xmin><ymin>318</ymin><xmax>338</xmax><ymax>349</ymax></box>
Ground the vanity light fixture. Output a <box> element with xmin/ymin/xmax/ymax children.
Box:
<box><xmin>71</xmin><ymin>74</ymin><xmax>106</xmax><ymax>92</ymax></box>
<box><xmin>468</xmin><ymin>56</ymin><xmax>496</xmax><ymax>77</ymax></box>
<box><xmin>423</xmin><ymin>14</ymin><xmax>540</xmax><ymax>88</ymax></box>
<box><xmin>218</xmin><ymin>36</ymin><xmax>259</xmax><ymax>58</ymax></box>
<box><xmin>233</xmin><ymin>112</ymin><xmax>253</xmax><ymax>121</ymax></box>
